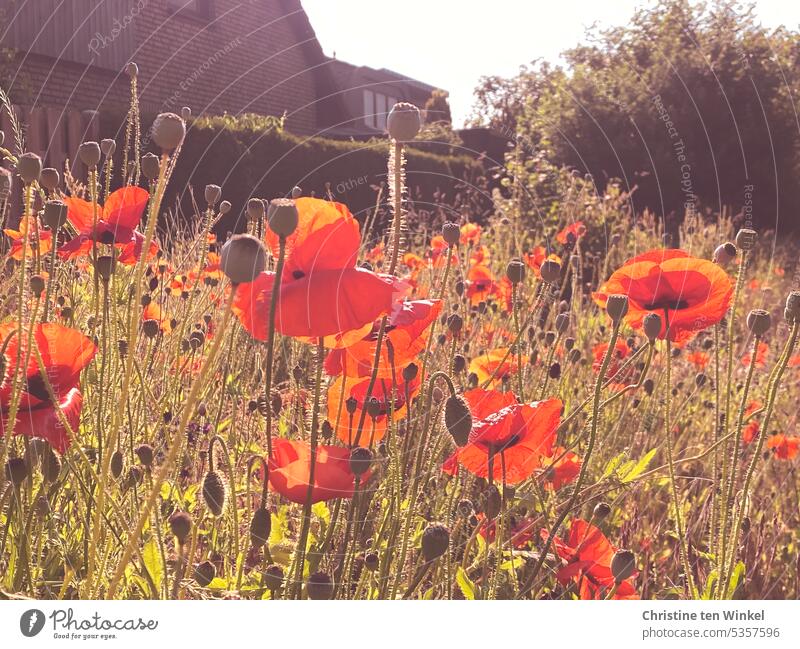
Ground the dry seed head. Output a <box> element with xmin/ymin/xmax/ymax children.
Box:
<box><xmin>194</xmin><ymin>560</ymin><xmax>216</xmax><ymax>587</ymax></box>
<box><xmin>746</xmin><ymin>309</ymin><xmax>771</xmax><ymax>336</ymax></box>
<box><xmin>386</xmin><ymin>102</ymin><xmax>421</xmax><ymax>142</ymax></box>
<box><xmin>17</xmin><ymin>152</ymin><xmax>42</xmax><ymax>184</ymax></box>
<box><xmin>593</xmin><ymin>501</ymin><xmax>611</xmax><ymax>520</ymax></box>
<box><xmin>349</xmin><ymin>446</ymin><xmax>373</xmax><ymax>477</ymax></box>
<box><xmin>735</xmin><ymin>228</ymin><xmax>758</xmax><ymax>251</ymax></box>
<box><xmin>151</xmin><ymin>112</ymin><xmax>186</xmax><ymax>151</ymax></box>
<box><xmin>78</xmin><ymin>141</ymin><xmax>101</xmax><ymax>167</ymax></box>
<box><xmin>539</xmin><ymin>259</ymin><xmax>561</xmax><ymax>283</ymax></box>
<box><xmin>40</xmin><ymin>167</ymin><xmax>60</xmax><ymax>191</ymax></box>
<box><xmin>246</xmin><ymin>197</ymin><xmax>265</xmax><ymax>221</ymax></box>
<box><xmin>267</xmin><ymin>198</ymin><xmax>299</xmax><ymax>238</ymax></box>
<box><xmin>506</xmin><ymin>259</ymin><xmax>526</xmax><ymax>284</ymax></box>
<box><xmin>306</xmin><ymin>571</ymin><xmax>334</xmax><ymax>600</ymax></box>
<box><xmin>421</xmin><ymin>522</ymin><xmax>450</xmax><ymax>561</ymax></box>
<box><xmin>220</xmin><ymin>233</ymin><xmax>267</xmax><ymax>284</ymax></box>
<box><xmin>785</xmin><ymin>291</ymin><xmax>800</xmax><ymax>322</ymax></box>
<box><xmin>141</xmin><ymin>152</ymin><xmax>160</xmax><ymax>180</ymax></box>
<box><xmin>605</xmin><ymin>294</ymin><xmax>629</xmax><ymax>324</ymax></box>
<box><xmin>135</xmin><ymin>444</ymin><xmax>154</xmax><ymax>467</ymax></box>
<box><xmin>219</xmin><ymin>200</ymin><xmax>232</xmax><ymax>214</ymax></box>
<box><xmin>441</xmin><ymin>222</ymin><xmax>460</xmax><ymax>246</ymax></box>
<box><xmin>100</xmin><ymin>139</ymin><xmax>116</xmax><ymax>156</ymax></box>
<box><xmin>611</xmin><ymin>549</ymin><xmax>636</xmax><ymax>582</ymax></box>
<box><xmin>205</xmin><ymin>184</ymin><xmax>221</xmax><ymax>206</ymax></box>
<box><xmin>169</xmin><ymin>511</ymin><xmax>192</xmax><ymax>544</ymax></box>
<box><xmin>642</xmin><ymin>312</ymin><xmax>662</xmax><ymax>342</ymax></box>
<box><xmin>30</xmin><ymin>274</ymin><xmax>46</xmax><ymax>297</ymax></box>
<box><xmin>181</xmin><ymin>106</ymin><xmax>192</xmax><ymax>121</ymax></box>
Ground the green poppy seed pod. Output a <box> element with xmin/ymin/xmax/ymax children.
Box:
<box><xmin>263</xmin><ymin>564</ymin><xmax>284</xmax><ymax>591</ymax></box>
<box><xmin>291</xmin><ymin>185</ymin><xmax>302</xmax><ymax>199</ymax></box>
<box><xmin>17</xmin><ymin>152</ymin><xmax>42</xmax><ymax>184</ymax></box>
<box><xmin>94</xmin><ymin>255</ymin><xmax>115</xmax><ymax>282</ymax></box>
<box><xmin>194</xmin><ymin>560</ymin><xmax>216</xmax><ymax>587</ymax></box>
<box><xmin>246</xmin><ymin>197</ymin><xmax>265</xmax><ymax>222</ymax></box>
<box><xmin>785</xmin><ymin>291</ymin><xmax>800</xmax><ymax>323</ymax></box>
<box><xmin>349</xmin><ymin>446</ymin><xmax>373</xmax><ymax>477</ymax></box>
<box><xmin>141</xmin><ymin>152</ymin><xmax>160</xmax><ymax>180</ymax></box>
<box><xmin>219</xmin><ymin>200</ymin><xmax>232</xmax><ymax>214</ymax></box>
<box><xmin>506</xmin><ymin>259</ymin><xmax>526</xmax><ymax>284</ymax></box>
<box><xmin>125</xmin><ymin>61</ymin><xmax>138</xmax><ymax>77</ymax></box>
<box><xmin>441</xmin><ymin>222</ymin><xmax>460</xmax><ymax>246</ymax></box>
<box><xmin>110</xmin><ymin>450</ymin><xmax>124</xmax><ymax>480</ymax></box>
<box><xmin>306</xmin><ymin>571</ymin><xmax>334</xmax><ymax>600</ymax></box>
<box><xmin>78</xmin><ymin>141</ymin><xmax>101</xmax><ymax>167</ymax></box>
<box><xmin>610</xmin><ymin>549</ymin><xmax>636</xmax><ymax>582</ymax></box>
<box><xmin>205</xmin><ymin>184</ymin><xmax>221</xmax><ymax>206</ymax></box>
<box><xmin>539</xmin><ymin>259</ymin><xmax>561</xmax><ymax>283</ymax></box>
<box><xmin>735</xmin><ymin>228</ymin><xmax>758</xmax><ymax>252</ymax></box>
<box><xmin>169</xmin><ymin>511</ymin><xmax>192</xmax><ymax>544</ymax></box>
<box><xmin>446</xmin><ymin>313</ymin><xmax>463</xmax><ymax>334</ymax></box>
<box><xmin>267</xmin><ymin>198</ymin><xmax>299</xmax><ymax>238</ymax></box>
<box><xmin>180</xmin><ymin>106</ymin><xmax>192</xmax><ymax>121</ymax></box>
<box><xmin>5</xmin><ymin>457</ymin><xmax>29</xmax><ymax>488</ymax></box>
<box><xmin>444</xmin><ymin>394</ymin><xmax>472</xmax><ymax>447</ymax></box>
<box><xmin>593</xmin><ymin>501</ymin><xmax>611</xmax><ymax>520</ymax></box>
<box><xmin>249</xmin><ymin>508</ymin><xmax>272</xmax><ymax>548</ymax></box>
<box><xmin>220</xmin><ymin>233</ymin><xmax>266</xmax><ymax>284</ymax></box>
<box><xmin>151</xmin><ymin>112</ymin><xmax>186</xmax><ymax>151</ymax></box>
<box><xmin>421</xmin><ymin>522</ymin><xmax>450</xmax><ymax>561</ymax></box>
<box><xmin>386</xmin><ymin>101</ymin><xmax>421</xmax><ymax>142</ymax></box>
<box><xmin>30</xmin><ymin>274</ymin><xmax>46</xmax><ymax>297</ymax></box>
<box><xmin>135</xmin><ymin>444</ymin><xmax>154</xmax><ymax>467</ymax></box>
<box><xmin>40</xmin><ymin>167</ymin><xmax>60</xmax><ymax>191</ymax></box>
<box><xmin>402</xmin><ymin>362</ymin><xmax>418</xmax><ymax>382</ymax></box>
<box><xmin>746</xmin><ymin>309</ymin><xmax>771</xmax><ymax>336</ymax></box>
<box><xmin>202</xmin><ymin>470</ymin><xmax>226</xmax><ymax>517</ymax></box>
<box><xmin>605</xmin><ymin>294</ymin><xmax>629</xmax><ymax>324</ymax></box>
<box><xmin>713</xmin><ymin>242</ymin><xmax>737</xmax><ymax>266</ymax></box>
<box><xmin>555</xmin><ymin>312</ymin><xmax>569</xmax><ymax>334</ymax></box>
<box><xmin>100</xmin><ymin>139</ymin><xmax>116</xmax><ymax>156</ymax></box>
<box><xmin>642</xmin><ymin>312</ymin><xmax>662</xmax><ymax>342</ymax></box>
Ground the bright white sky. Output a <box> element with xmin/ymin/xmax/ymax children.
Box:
<box><xmin>302</xmin><ymin>0</ymin><xmax>800</xmax><ymax>127</ymax></box>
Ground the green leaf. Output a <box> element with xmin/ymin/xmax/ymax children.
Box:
<box><xmin>703</xmin><ymin>570</ymin><xmax>719</xmax><ymax>600</ymax></box>
<box><xmin>726</xmin><ymin>561</ymin><xmax>746</xmax><ymax>598</ymax></box>
<box><xmin>312</xmin><ymin>502</ymin><xmax>331</xmax><ymax>525</ymax></box>
<box><xmin>619</xmin><ymin>448</ymin><xmax>657</xmax><ymax>483</ymax></box>
<box><xmin>602</xmin><ymin>452</ymin><xmax>625</xmax><ymax>480</ymax></box>
<box><xmin>142</xmin><ymin>537</ymin><xmax>163</xmax><ymax>597</ymax></box>
<box><xmin>456</xmin><ymin>566</ymin><xmax>476</xmax><ymax>600</ymax></box>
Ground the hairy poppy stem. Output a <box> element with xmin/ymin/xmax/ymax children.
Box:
<box><xmin>263</xmin><ymin>236</ymin><xmax>287</xmax><ymax>459</ymax></box>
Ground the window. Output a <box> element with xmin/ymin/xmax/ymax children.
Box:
<box><xmin>363</xmin><ymin>90</ymin><xmax>375</xmax><ymax>128</ymax></box>
<box><xmin>168</xmin><ymin>0</ymin><xmax>213</xmax><ymax>20</ymax></box>
<box><xmin>362</xmin><ymin>90</ymin><xmax>398</xmax><ymax>130</ymax></box>
<box><xmin>375</xmin><ymin>93</ymin><xmax>387</xmax><ymax>130</ymax></box>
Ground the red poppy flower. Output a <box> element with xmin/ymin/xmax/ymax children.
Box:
<box><xmin>742</xmin><ymin>341</ymin><xmax>769</xmax><ymax>368</ymax></box>
<box><xmin>233</xmin><ymin>198</ymin><xmax>407</xmax><ymax>347</ymax></box>
<box><xmin>593</xmin><ymin>249</ymin><xmax>733</xmax><ymax>343</ymax></box>
<box><xmin>4</xmin><ymin>216</ymin><xmax>52</xmax><ymax>260</ymax></box>
<box><xmin>465</xmin><ymin>264</ymin><xmax>498</xmax><ymax>306</ymax></box>
<box><xmin>742</xmin><ymin>420</ymin><xmax>759</xmax><ymax>445</ymax></box>
<box><xmin>429</xmin><ymin>235</ymin><xmax>458</xmax><ymax>269</ymax></box>
<box><xmin>268</xmin><ymin>438</ymin><xmax>367</xmax><ymax>504</ymax></box>
<box><xmin>686</xmin><ymin>350</ymin><xmax>710</xmax><ymax>370</ymax></box>
<box><xmin>476</xmin><ymin>512</ymin><xmax>535</xmax><ymax>548</ymax></box>
<box><xmin>460</xmin><ymin>223</ymin><xmax>481</xmax><ymax>246</ymax></box>
<box><xmin>324</xmin><ymin>299</ymin><xmax>441</xmax><ymax>379</ymax></box>
<box><xmin>767</xmin><ymin>434</ymin><xmax>800</xmax><ymax>460</ymax></box>
<box><xmin>0</xmin><ymin>322</ymin><xmax>97</xmax><ymax>452</ymax></box>
<box><xmin>445</xmin><ymin>389</ymin><xmax>560</xmax><ymax>485</ymax></box>
<box><xmin>327</xmin><ymin>371</ymin><xmax>420</xmax><ymax>446</ymax></box>
<box><xmin>556</xmin><ymin>221</ymin><xmax>586</xmax><ymax>245</ymax></box>
<box><xmin>591</xmin><ymin>340</ymin><xmax>631</xmax><ymax>385</ymax></box>
<box><xmin>142</xmin><ymin>302</ymin><xmax>172</xmax><ymax>334</ymax></box>
<box><xmin>542</xmin><ymin>447</ymin><xmax>582</xmax><ymax>490</ymax></box>
<box><xmin>543</xmin><ymin>518</ymin><xmax>639</xmax><ymax>600</ymax></box>
<box><xmin>469</xmin><ymin>348</ymin><xmax>528</xmax><ymax>388</ymax></box>
<box><xmin>59</xmin><ymin>186</ymin><xmax>156</xmax><ymax>264</ymax></box>
<box><xmin>469</xmin><ymin>244</ymin><xmax>490</xmax><ymax>266</ymax></box>
<box><xmin>524</xmin><ymin>246</ymin><xmax>561</xmax><ymax>279</ymax></box>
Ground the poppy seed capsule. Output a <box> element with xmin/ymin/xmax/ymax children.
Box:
<box><xmin>151</xmin><ymin>112</ymin><xmax>186</xmax><ymax>151</ymax></box>
<box><xmin>785</xmin><ymin>291</ymin><xmax>800</xmax><ymax>322</ymax></box>
<box><xmin>421</xmin><ymin>522</ymin><xmax>450</xmax><ymax>561</ymax></box>
<box><xmin>539</xmin><ymin>259</ymin><xmax>561</xmax><ymax>283</ymax></box>
<box><xmin>94</xmin><ymin>255</ymin><xmax>115</xmax><ymax>282</ymax></box>
<box><xmin>17</xmin><ymin>152</ymin><xmax>42</xmax><ymax>184</ymax></box>
<box><xmin>220</xmin><ymin>234</ymin><xmax>266</xmax><ymax>284</ymax></box>
<box><xmin>249</xmin><ymin>508</ymin><xmax>272</xmax><ymax>548</ymax></box>
<box><xmin>141</xmin><ymin>152</ymin><xmax>160</xmax><ymax>180</ymax></box>
<box><xmin>402</xmin><ymin>362</ymin><xmax>418</xmax><ymax>382</ymax></box>
<box><xmin>291</xmin><ymin>185</ymin><xmax>302</xmax><ymax>198</ymax></box>
<box><xmin>746</xmin><ymin>309</ymin><xmax>771</xmax><ymax>336</ymax></box>
<box><xmin>142</xmin><ymin>319</ymin><xmax>160</xmax><ymax>339</ymax></box>
<box><xmin>246</xmin><ymin>197</ymin><xmax>265</xmax><ymax>222</ymax></box>
<box><xmin>555</xmin><ymin>312</ymin><xmax>569</xmax><ymax>333</ymax></box>
<box><xmin>593</xmin><ymin>501</ymin><xmax>611</xmax><ymax>520</ymax></box>
<box><xmin>194</xmin><ymin>560</ymin><xmax>216</xmax><ymax>587</ymax></box>
<box><xmin>386</xmin><ymin>102</ymin><xmax>421</xmax><ymax>142</ymax></box>
<box><xmin>202</xmin><ymin>470</ymin><xmax>226</xmax><ymax>517</ymax></box>
<box><xmin>364</xmin><ymin>552</ymin><xmax>379</xmax><ymax>571</ymax></box>
<box><xmin>735</xmin><ymin>228</ymin><xmax>758</xmax><ymax>251</ymax></box>
<box><xmin>30</xmin><ymin>274</ymin><xmax>46</xmax><ymax>296</ymax></box>
<box><xmin>306</xmin><ymin>571</ymin><xmax>334</xmax><ymax>600</ymax></box>
<box><xmin>181</xmin><ymin>106</ymin><xmax>192</xmax><ymax>120</ymax></box>
<box><xmin>5</xmin><ymin>457</ymin><xmax>29</xmax><ymax>487</ymax></box>
<box><xmin>446</xmin><ymin>313</ymin><xmax>463</xmax><ymax>334</ymax></box>
<box><xmin>100</xmin><ymin>139</ymin><xmax>116</xmax><ymax>156</ymax></box>
<box><xmin>125</xmin><ymin>61</ymin><xmax>138</xmax><ymax>77</ymax></box>
<box><xmin>610</xmin><ymin>549</ymin><xmax>636</xmax><ymax>582</ymax></box>
<box><xmin>78</xmin><ymin>141</ymin><xmax>101</xmax><ymax>167</ymax></box>
<box><xmin>453</xmin><ymin>354</ymin><xmax>466</xmax><ymax>373</ymax></box>
<box><xmin>444</xmin><ymin>394</ymin><xmax>472</xmax><ymax>447</ymax></box>
<box><xmin>263</xmin><ymin>564</ymin><xmax>284</xmax><ymax>590</ymax></box>
<box><xmin>110</xmin><ymin>450</ymin><xmax>124</xmax><ymax>480</ymax></box>
<box><xmin>643</xmin><ymin>378</ymin><xmax>654</xmax><ymax>395</ymax></box>
<box><xmin>205</xmin><ymin>184</ymin><xmax>221</xmax><ymax>206</ymax></box>
<box><xmin>713</xmin><ymin>241</ymin><xmax>737</xmax><ymax>266</ymax></box>
<box><xmin>267</xmin><ymin>198</ymin><xmax>298</xmax><ymax>238</ymax></box>
<box><xmin>442</xmin><ymin>222</ymin><xmax>460</xmax><ymax>246</ymax></box>
<box><xmin>135</xmin><ymin>444</ymin><xmax>154</xmax><ymax>467</ymax></box>
<box><xmin>506</xmin><ymin>259</ymin><xmax>525</xmax><ymax>284</ymax></box>
<box><xmin>605</xmin><ymin>294</ymin><xmax>629</xmax><ymax>324</ymax></box>
<box><xmin>219</xmin><ymin>200</ymin><xmax>231</xmax><ymax>214</ymax></box>
<box><xmin>40</xmin><ymin>167</ymin><xmax>60</xmax><ymax>191</ymax></box>
<box><xmin>169</xmin><ymin>511</ymin><xmax>192</xmax><ymax>544</ymax></box>
<box><xmin>642</xmin><ymin>312</ymin><xmax>662</xmax><ymax>342</ymax></box>
<box><xmin>41</xmin><ymin>448</ymin><xmax>61</xmax><ymax>483</ymax></box>
<box><xmin>349</xmin><ymin>446</ymin><xmax>373</xmax><ymax>477</ymax></box>
<box><xmin>344</xmin><ymin>396</ymin><xmax>358</xmax><ymax>415</ymax></box>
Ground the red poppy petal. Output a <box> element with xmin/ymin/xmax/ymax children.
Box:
<box><xmin>103</xmin><ymin>186</ymin><xmax>150</xmax><ymax>230</ymax></box>
<box><xmin>1</xmin><ymin>387</ymin><xmax>82</xmax><ymax>453</ymax></box>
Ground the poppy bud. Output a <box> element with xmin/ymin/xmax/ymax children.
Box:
<box><xmin>735</xmin><ymin>228</ymin><xmax>757</xmax><ymax>251</ymax></box>
<box><xmin>100</xmin><ymin>139</ymin><xmax>116</xmax><ymax>156</ymax></box>
<box><xmin>442</xmin><ymin>222</ymin><xmax>460</xmax><ymax>246</ymax></box>
<box><xmin>386</xmin><ymin>102</ymin><xmax>421</xmax><ymax>142</ymax></box>
<box><xmin>202</xmin><ymin>470</ymin><xmax>227</xmax><ymax>517</ymax></box>
<box><xmin>135</xmin><ymin>444</ymin><xmax>154</xmax><ymax>467</ymax></box>
<box><xmin>205</xmin><ymin>184</ymin><xmax>221</xmax><ymax>206</ymax></box>
<box><xmin>345</xmin><ymin>396</ymin><xmax>358</xmax><ymax>415</ymax></box>
<box><xmin>194</xmin><ymin>560</ymin><xmax>216</xmax><ymax>587</ymax></box>
<box><xmin>267</xmin><ymin>198</ymin><xmax>298</xmax><ymax>238</ymax></box>
<box><xmin>695</xmin><ymin>372</ymin><xmax>707</xmax><ymax>388</ymax></box>
<box><xmin>483</xmin><ymin>485</ymin><xmax>501</xmax><ymax>519</ymax></box>
<box><xmin>263</xmin><ymin>564</ymin><xmax>284</xmax><ymax>591</ymax></box>
<box><xmin>78</xmin><ymin>141</ymin><xmax>101</xmax><ymax>167</ymax></box>
<box><xmin>402</xmin><ymin>363</ymin><xmax>418</xmax><ymax>382</ymax></box>
<box><xmin>40</xmin><ymin>448</ymin><xmax>61</xmax><ymax>483</ymax></box>
<box><xmin>250</xmin><ymin>508</ymin><xmax>272</xmax><ymax>548</ymax></box>
<box><xmin>420</xmin><ymin>522</ymin><xmax>450</xmax><ymax>561</ymax></box>
<box><xmin>220</xmin><ymin>233</ymin><xmax>267</xmax><ymax>284</ymax></box>
<box><xmin>17</xmin><ymin>152</ymin><xmax>42</xmax><ymax>184</ymax></box>
<box><xmin>785</xmin><ymin>291</ymin><xmax>800</xmax><ymax>323</ymax></box>
<box><xmin>126</xmin><ymin>61</ymin><xmax>138</xmax><ymax>77</ymax></box>
<box><xmin>219</xmin><ymin>200</ymin><xmax>231</xmax><ymax>214</ymax></box>
<box><xmin>29</xmin><ymin>274</ymin><xmax>46</xmax><ymax>297</ymax></box>
<box><xmin>40</xmin><ymin>167</ymin><xmax>60</xmax><ymax>191</ymax></box>
<box><xmin>110</xmin><ymin>450</ymin><xmax>124</xmax><ymax>480</ymax></box>
<box><xmin>746</xmin><ymin>309</ymin><xmax>771</xmax><ymax>336</ymax></box>
<box><xmin>643</xmin><ymin>312</ymin><xmax>662</xmax><ymax>342</ymax></box>
<box><xmin>446</xmin><ymin>313</ymin><xmax>463</xmax><ymax>334</ymax></box>
<box><xmin>506</xmin><ymin>259</ymin><xmax>525</xmax><ymax>284</ymax></box>
<box><xmin>349</xmin><ymin>446</ymin><xmax>373</xmax><ymax>477</ymax></box>
<box><xmin>555</xmin><ymin>312</ymin><xmax>569</xmax><ymax>333</ymax></box>
<box><xmin>610</xmin><ymin>549</ymin><xmax>636</xmax><ymax>582</ymax></box>
<box><xmin>181</xmin><ymin>106</ymin><xmax>192</xmax><ymax>120</ymax></box>
<box><xmin>713</xmin><ymin>242</ymin><xmax>737</xmax><ymax>266</ymax></box>
<box><xmin>169</xmin><ymin>511</ymin><xmax>192</xmax><ymax>544</ymax></box>
<box><xmin>141</xmin><ymin>152</ymin><xmax>160</xmax><ymax>180</ymax></box>
<box><xmin>94</xmin><ymin>255</ymin><xmax>115</xmax><ymax>282</ymax></box>
<box><xmin>444</xmin><ymin>394</ymin><xmax>472</xmax><ymax>447</ymax></box>
<box><xmin>246</xmin><ymin>197</ymin><xmax>265</xmax><ymax>222</ymax></box>
<box><xmin>5</xmin><ymin>457</ymin><xmax>29</xmax><ymax>487</ymax></box>
<box><xmin>593</xmin><ymin>501</ymin><xmax>611</xmax><ymax>520</ymax></box>
<box><xmin>151</xmin><ymin>112</ymin><xmax>186</xmax><ymax>151</ymax></box>
<box><xmin>544</xmin><ymin>331</ymin><xmax>556</xmax><ymax>346</ymax></box>
<box><xmin>539</xmin><ymin>259</ymin><xmax>561</xmax><ymax>283</ymax></box>
<box><xmin>306</xmin><ymin>571</ymin><xmax>334</xmax><ymax>600</ymax></box>
<box><xmin>605</xmin><ymin>294</ymin><xmax>629</xmax><ymax>324</ymax></box>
